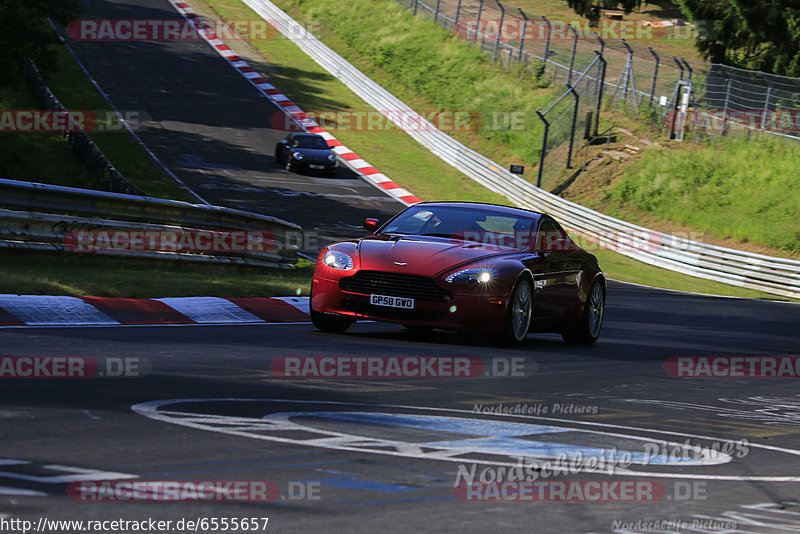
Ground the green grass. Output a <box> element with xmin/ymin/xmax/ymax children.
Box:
<box><xmin>276</xmin><ymin>0</ymin><xmax>555</xmax><ymax>167</ymax></box>
<box><xmin>0</xmin><ymin>68</ymin><xmax>102</xmax><ymax>188</ymax></box>
<box><xmin>609</xmin><ymin>137</ymin><xmax>800</xmax><ymax>254</ymax></box>
<box><xmin>0</xmin><ymin>250</ymin><xmax>313</xmax><ymax>298</ymax></box>
<box><xmin>41</xmin><ymin>46</ymin><xmax>195</xmax><ymax>201</ymax></box>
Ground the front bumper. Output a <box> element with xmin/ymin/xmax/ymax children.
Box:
<box><xmin>311</xmin><ymin>274</ymin><xmax>509</xmax><ymax>333</ymax></box>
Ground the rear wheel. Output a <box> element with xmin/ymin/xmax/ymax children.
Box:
<box><xmin>496</xmin><ymin>277</ymin><xmax>533</xmax><ymax>345</ymax></box>
<box><xmin>562</xmin><ymin>280</ymin><xmax>604</xmax><ymax>345</ymax></box>
<box><xmin>310</xmin><ymin>310</ymin><xmax>353</xmax><ymax>333</ymax></box>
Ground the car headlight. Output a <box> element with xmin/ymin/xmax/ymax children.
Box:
<box><xmin>292</xmin><ymin>152</ymin><xmax>303</xmax><ymax>160</ymax></box>
<box><xmin>322</xmin><ymin>250</ymin><xmax>353</xmax><ymax>270</ymax></box>
<box><xmin>328</xmin><ymin>154</ymin><xmax>336</xmax><ymax>163</ymax></box>
<box><xmin>445</xmin><ymin>268</ymin><xmax>499</xmax><ymax>284</ymax></box>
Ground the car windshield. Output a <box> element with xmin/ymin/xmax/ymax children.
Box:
<box><xmin>383</xmin><ymin>205</ymin><xmax>537</xmax><ymax>250</ymax></box>
<box><xmin>291</xmin><ymin>136</ymin><xmax>329</xmax><ymax>149</ymax></box>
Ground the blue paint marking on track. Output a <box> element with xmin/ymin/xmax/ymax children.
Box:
<box><xmin>297</xmin><ymin>411</ymin><xmax>706</xmax><ymax>465</ymax></box>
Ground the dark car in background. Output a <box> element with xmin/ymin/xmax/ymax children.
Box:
<box><xmin>275</xmin><ymin>133</ymin><xmax>337</xmax><ymax>175</ymax></box>
<box><xmin>310</xmin><ymin>202</ymin><xmax>606</xmax><ymax>345</ymax></box>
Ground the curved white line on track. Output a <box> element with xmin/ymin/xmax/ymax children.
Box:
<box><xmin>132</xmin><ymin>398</ymin><xmax>800</xmax><ymax>482</ymax></box>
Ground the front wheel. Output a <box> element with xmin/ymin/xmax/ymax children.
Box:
<box><xmin>310</xmin><ymin>310</ymin><xmax>353</xmax><ymax>333</ymax></box>
<box><xmin>562</xmin><ymin>280</ymin><xmax>604</xmax><ymax>345</ymax></box>
<box><xmin>496</xmin><ymin>277</ymin><xmax>533</xmax><ymax>346</ymax></box>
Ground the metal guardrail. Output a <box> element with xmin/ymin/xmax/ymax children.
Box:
<box><xmin>0</xmin><ymin>178</ymin><xmax>301</xmax><ymax>268</ymax></box>
<box><xmin>242</xmin><ymin>0</ymin><xmax>800</xmax><ymax>298</ymax></box>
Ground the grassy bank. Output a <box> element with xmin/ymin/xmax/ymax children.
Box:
<box><xmin>607</xmin><ymin>136</ymin><xmax>800</xmax><ymax>254</ymax></box>
<box><xmin>0</xmin><ymin>250</ymin><xmax>313</xmax><ymax>298</ymax></box>
<box><xmin>0</xmin><ymin>68</ymin><xmax>101</xmax><ymax>188</ymax></box>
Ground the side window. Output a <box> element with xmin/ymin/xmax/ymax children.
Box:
<box><xmin>536</xmin><ymin>219</ymin><xmax>566</xmax><ymax>251</ymax></box>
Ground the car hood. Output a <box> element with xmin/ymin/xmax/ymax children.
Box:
<box><xmin>292</xmin><ymin>148</ymin><xmax>333</xmax><ymax>162</ymax></box>
<box><xmin>356</xmin><ymin>235</ymin><xmax>512</xmax><ymax>276</ymax></box>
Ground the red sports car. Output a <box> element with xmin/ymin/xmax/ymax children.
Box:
<box><xmin>310</xmin><ymin>202</ymin><xmax>606</xmax><ymax>345</ymax></box>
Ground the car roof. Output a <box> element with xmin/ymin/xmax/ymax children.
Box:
<box><xmin>291</xmin><ymin>133</ymin><xmax>324</xmax><ymax>139</ymax></box>
<box><xmin>410</xmin><ymin>201</ymin><xmax>546</xmax><ymax>221</ymax></box>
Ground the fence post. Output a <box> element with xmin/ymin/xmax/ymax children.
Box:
<box><xmin>647</xmin><ymin>47</ymin><xmax>659</xmax><ymax>109</ymax></box>
<box><xmin>535</xmin><ymin>110</ymin><xmax>549</xmax><ymax>188</ymax></box>
<box><xmin>517</xmin><ymin>8</ymin><xmax>528</xmax><ymax>62</ymax></box>
<box><xmin>455</xmin><ymin>0</ymin><xmax>463</xmax><ymax>28</ymax></box>
<box><xmin>493</xmin><ymin>0</ymin><xmax>505</xmax><ymax>62</ymax></box>
<box><xmin>722</xmin><ymin>78</ymin><xmax>732</xmax><ymax>136</ymax></box>
<box><xmin>567</xmin><ymin>87</ymin><xmax>580</xmax><ymax>168</ymax></box>
<box><xmin>567</xmin><ymin>25</ymin><xmax>578</xmax><ymax>87</ymax></box>
<box><xmin>434</xmin><ymin>0</ymin><xmax>441</xmax><ymax>23</ymax></box>
<box><xmin>413</xmin><ymin>0</ymin><xmax>419</xmax><ymax>16</ymax></box>
<box><xmin>542</xmin><ymin>16</ymin><xmax>551</xmax><ymax>67</ymax></box>
<box><xmin>475</xmin><ymin>0</ymin><xmax>484</xmax><ymax>42</ymax></box>
<box><xmin>762</xmin><ymin>84</ymin><xmax>772</xmax><ymax>131</ymax></box>
<box><xmin>593</xmin><ymin>31</ymin><xmax>604</xmax><ymax>56</ymax></box>
<box><xmin>595</xmin><ymin>51</ymin><xmax>606</xmax><ymax>136</ymax></box>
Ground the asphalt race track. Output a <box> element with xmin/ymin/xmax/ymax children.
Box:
<box><xmin>5</xmin><ymin>0</ymin><xmax>800</xmax><ymax>532</ymax></box>
<box><xmin>1</xmin><ymin>282</ymin><xmax>800</xmax><ymax>533</ymax></box>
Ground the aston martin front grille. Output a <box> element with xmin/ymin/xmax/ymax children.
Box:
<box><xmin>339</xmin><ymin>271</ymin><xmax>453</xmax><ymax>303</ymax></box>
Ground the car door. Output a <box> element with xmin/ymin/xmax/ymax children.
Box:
<box><xmin>532</xmin><ymin>219</ymin><xmax>582</xmax><ymax>322</ymax></box>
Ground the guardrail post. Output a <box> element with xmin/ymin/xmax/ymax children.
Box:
<box><xmin>517</xmin><ymin>8</ymin><xmax>529</xmax><ymax>62</ymax></box>
<box><xmin>413</xmin><ymin>0</ymin><xmax>419</xmax><ymax>16</ymax></box>
<box><xmin>647</xmin><ymin>47</ymin><xmax>659</xmax><ymax>109</ymax></box>
<box><xmin>455</xmin><ymin>0</ymin><xmax>463</xmax><ymax>28</ymax></box>
<box><xmin>567</xmin><ymin>86</ymin><xmax>580</xmax><ymax>168</ymax></box>
<box><xmin>434</xmin><ymin>0</ymin><xmax>441</xmax><ymax>23</ymax></box>
<box><xmin>535</xmin><ymin>110</ymin><xmax>549</xmax><ymax>188</ymax></box>
<box><xmin>493</xmin><ymin>1</ymin><xmax>505</xmax><ymax>62</ymax></box>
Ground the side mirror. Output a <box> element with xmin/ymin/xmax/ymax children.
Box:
<box><xmin>363</xmin><ymin>218</ymin><xmax>380</xmax><ymax>232</ymax></box>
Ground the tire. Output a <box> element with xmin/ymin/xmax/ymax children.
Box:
<box><xmin>562</xmin><ymin>279</ymin><xmax>605</xmax><ymax>345</ymax></box>
<box><xmin>310</xmin><ymin>310</ymin><xmax>353</xmax><ymax>334</ymax></box>
<box><xmin>496</xmin><ymin>277</ymin><xmax>533</xmax><ymax>346</ymax></box>
<box><xmin>285</xmin><ymin>159</ymin><xmax>294</xmax><ymax>172</ymax></box>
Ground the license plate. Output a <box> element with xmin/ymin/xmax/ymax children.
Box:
<box><xmin>309</xmin><ymin>164</ymin><xmax>325</xmax><ymax>169</ymax></box>
<box><xmin>370</xmin><ymin>294</ymin><xmax>414</xmax><ymax>309</ymax></box>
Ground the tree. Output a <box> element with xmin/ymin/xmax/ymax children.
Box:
<box><xmin>674</xmin><ymin>0</ymin><xmax>800</xmax><ymax>76</ymax></box>
<box><xmin>0</xmin><ymin>0</ymin><xmax>83</xmax><ymax>80</ymax></box>
<box><xmin>565</xmin><ymin>0</ymin><xmax>643</xmax><ymax>20</ymax></box>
